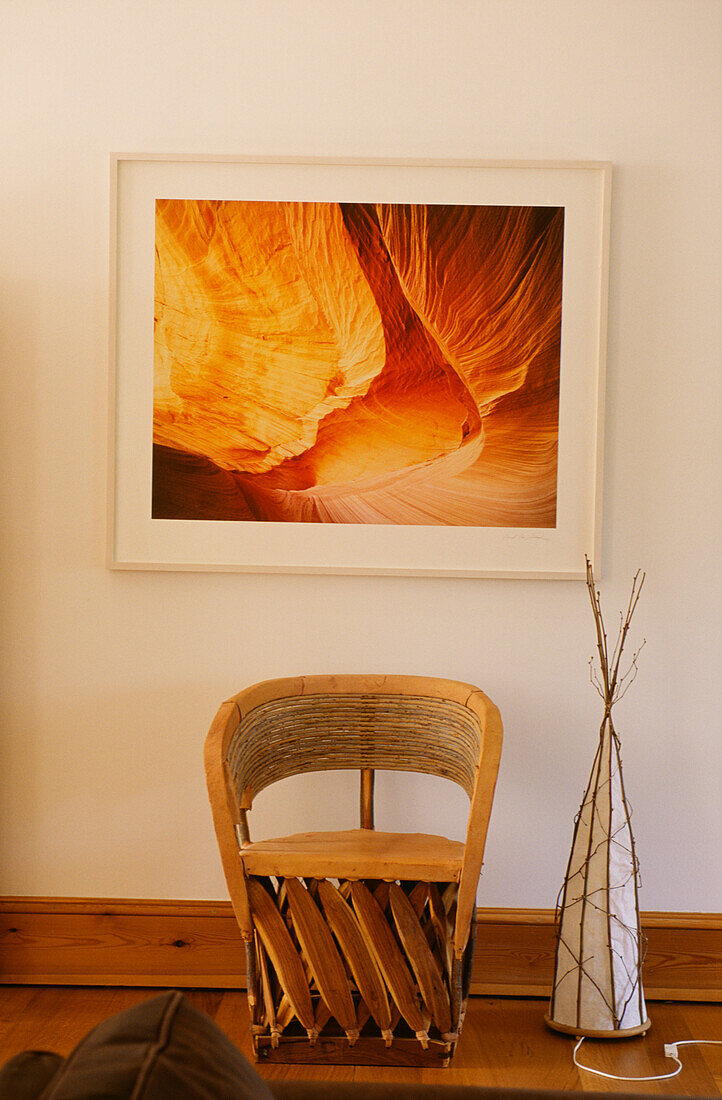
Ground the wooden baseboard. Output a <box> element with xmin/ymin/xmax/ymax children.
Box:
<box><xmin>470</xmin><ymin>907</ymin><xmax>721</xmax><ymax>1001</ymax></box>
<box><xmin>0</xmin><ymin>898</ymin><xmax>719</xmax><ymax>1001</ymax></box>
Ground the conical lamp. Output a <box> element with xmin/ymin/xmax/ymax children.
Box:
<box><xmin>546</xmin><ymin>559</ymin><xmax>650</xmax><ymax>1038</ymax></box>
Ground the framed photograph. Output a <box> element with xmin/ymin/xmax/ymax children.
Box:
<box><xmin>108</xmin><ymin>156</ymin><xmax>610</xmax><ymax>578</ymax></box>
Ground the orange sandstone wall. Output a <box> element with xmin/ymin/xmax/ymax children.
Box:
<box><xmin>153</xmin><ymin>201</ymin><xmax>562</xmax><ymax>527</ymax></box>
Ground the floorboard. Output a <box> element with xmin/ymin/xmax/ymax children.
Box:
<box><xmin>0</xmin><ymin>987</ymin><xmax>719</xmax><ymax>1095</ymax></box>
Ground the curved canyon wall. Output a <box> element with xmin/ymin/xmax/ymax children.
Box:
<box><xmin>153</xmin><ymin>199</ymin><xmax>563</xmax><ymax>526</ymax></box>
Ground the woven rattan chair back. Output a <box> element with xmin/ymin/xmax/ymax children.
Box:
<box><xmin>228</xmin><ymin>687</ymin><xmax>481</xmax><ymax>809</ymax></box>
<box><xmin>204</xmin><ymin>674</ymin><xmax>502</xmax><ymax>1067</ymax></box>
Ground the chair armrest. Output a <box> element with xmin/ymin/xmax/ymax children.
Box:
<box><xmin>454</xmin><ymin>692</ymin><xmax>503</xmax><ymax>957</ymax></box>
<box><xmin>204</xmin><ymin>698</ymin><xmax>254</xmax><ymax>940</ymax></box>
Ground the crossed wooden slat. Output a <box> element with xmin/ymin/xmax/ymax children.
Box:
<box><xmin>248</xmin><ymin>875</ymin><xmax>456</xmax><ymax>1050</ymax></box>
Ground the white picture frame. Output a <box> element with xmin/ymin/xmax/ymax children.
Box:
<box><xmin>108</xmin><ymin>155</ymin><xmax>610</xmax><ymax>578</ymax></box>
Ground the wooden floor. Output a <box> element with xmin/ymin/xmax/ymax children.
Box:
<box><xmin>0</xmin><ymin>987</ymin><xmax>719</xmax><ymax>1095</ymax></box>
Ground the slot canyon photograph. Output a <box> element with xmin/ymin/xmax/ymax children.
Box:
<box><xmin>152</xmin><ymin>199</ymin><xmax>564</xmax><ymax>527</ymax></box>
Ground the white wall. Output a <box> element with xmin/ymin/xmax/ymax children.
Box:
<box><xmin>1</xmin><ymin>0</ymin><xmax>719</xmax><ymax>912</ymax></box>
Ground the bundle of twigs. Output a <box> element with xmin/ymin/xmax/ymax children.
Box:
<box><xmin>546</xmin><ymin>558</ymin><xmax>650</xmax><ymax>1038</ymax></box>
<box><xmin>586</xmin><ymin>556</ymin><xmax>646</xmax><ymax>716</ymax></box>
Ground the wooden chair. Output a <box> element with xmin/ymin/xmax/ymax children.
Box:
<box><xmin>204</xmin><ymin>674</ymin><xmax>502</xmax><ymax>1067</ymax></box>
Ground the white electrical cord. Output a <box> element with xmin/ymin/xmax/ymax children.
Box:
<box><xmin>573</xmin><ymin>1036</ymin><xmax>722</xmax><ymax>1083</ymax></box>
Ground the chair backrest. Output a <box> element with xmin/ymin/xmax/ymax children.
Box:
<box><xmin>205</xmin><ymin>673</ymin><xmax>502</xmax><ymax>956</ymax></box>
<box><xmin>226</xmin><ymin>676</ymin><xmax>483</xmax><ymax>812</ymax></box>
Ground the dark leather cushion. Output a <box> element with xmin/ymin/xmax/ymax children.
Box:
<box><xmin>0</xmin><ymin>1051</ymin><xmax>64</xmax><ymax>1099</ymax></box>
<box><xmin>2</xmin><ymin>991</ymin><xmax>275</xmax><ymax>1100</ymax></box>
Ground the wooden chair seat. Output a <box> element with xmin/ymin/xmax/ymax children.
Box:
<box><xmin>240</xmin><ymin>828</ymin><xmax>465</xmax><ymax>882</ymax></box>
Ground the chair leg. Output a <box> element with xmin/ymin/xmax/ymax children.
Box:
<box><xmin>245</xmin><ymin>938</ymin><xmax>263</xmax><ymax>1035</ymax></box>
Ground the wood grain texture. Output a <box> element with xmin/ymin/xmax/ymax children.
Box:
<box><xmin>203</xmin><ymin>698</ymin><xmax>254</xmax><ymax>938</ymax></box>
<box><xmin>316</xmin><ymin>880</ymin><xmax>392</xmax><ymax>1036</ymax></box>
<box><xmin>0</xmin><ymin>899</ymin><xmax>245</xmax><ymax>987</ymax></box>
<box><xmin>388</xmin><ymin>883</ymin><xmax>452</xmax><ymax>1035</ymax></box>
<box><xmin>0</xmin><ymin>986</ymin><xmax>719</xmax><ymax>1094</ymax></box>
<box><xmin>454</xmin><ymin>690</ymin><xmax>503</xmax><ymax>958</ymax></box>
<box><xmin>246</xmin><ymin>880</ymin><xmax>315</xmax><ymax>1032</ymax></box>
<box><xmin>254</xmin><ymin>1033</ymin><xmax>451</xmax><ymax>1067</ymax></box>
<box><xmin>283</xmin><ymin>878</ymin><xmax>358</xmax><ymax>1039</ymax></box>
<box><xmin>350</xmin><ymin>882</ymin><xmax>429</xmax><ymax>1042</ymax></box>
<box><xmin>0</xmin><ymin>899</ymin><xmax>719</xmax><ymax>1001</ymax></box>
<box><xmin>360</xmin><ymin>768</ymin><xmax>375</xmax><ymax>830</ymax></box>
<box><xmin>240</xmin><ymin>829</ymin><xmax>464</xmax><ymax>882</ymax></box>
<box><xmin>245</xmin><ymin>873</ymin><xmax>461</xmax><ymax>1061</ymax></box>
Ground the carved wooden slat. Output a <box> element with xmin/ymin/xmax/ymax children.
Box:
<box><xmin>430</xmin><ymin>881</ymin><xmax>454</xmax><ymax>979</ymax></box>
<box><xmin>407</xmin><ymin>881</ymin><xmax>442</xmax><ymax>963</ymax></box>
<box><xmin>316</xmin><ymin>879</ymin><xmax>393</xmax><ymax>1042</ymax></box>
<box><xmin>246</xmin><ymin>879</ymin><xmax>314</xmax><ymax>1034</ymax></box>
<box><xmin>372</xmin><ymin>880</ymin><xmax>391</xmax><ymax>911</ymax></box>
<box><xmin>389</xmin><ymin>883</ymin><xmax>452</xmax><ymax>1036</ymax></box>
<box><xmin>284</xmin><ymin>878</ymin><xmax>358</xmax><ymax>1042</ymax></box>
<box><xmin>314</xmin><ymin>1000</ymin><xmax>332</xmax><ymax>1034</ymax></box>
<box><xmin>256</xmin><ymin>938</ymin><xmax>281</xmax><ymax>1047</ymax></box>
<box><xmin>407</xmin><ymin>881</ymin><xmax>429</xmax><ymax>916</ymax></box>
<box><xmin>350</xmin><ymin>881</ymin><xmax>429</xmax><ymax>1046</ymax></box>
<box><xmin>276</xmin><ymin>993</ymin><xmax>295</xmax><ymax>1033</ymax></box>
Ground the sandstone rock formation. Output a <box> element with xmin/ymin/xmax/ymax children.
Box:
<box><xmin>153</xmin><ymin>199</ymin><xmax>563</xmax><ymax>525</ymax></box>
